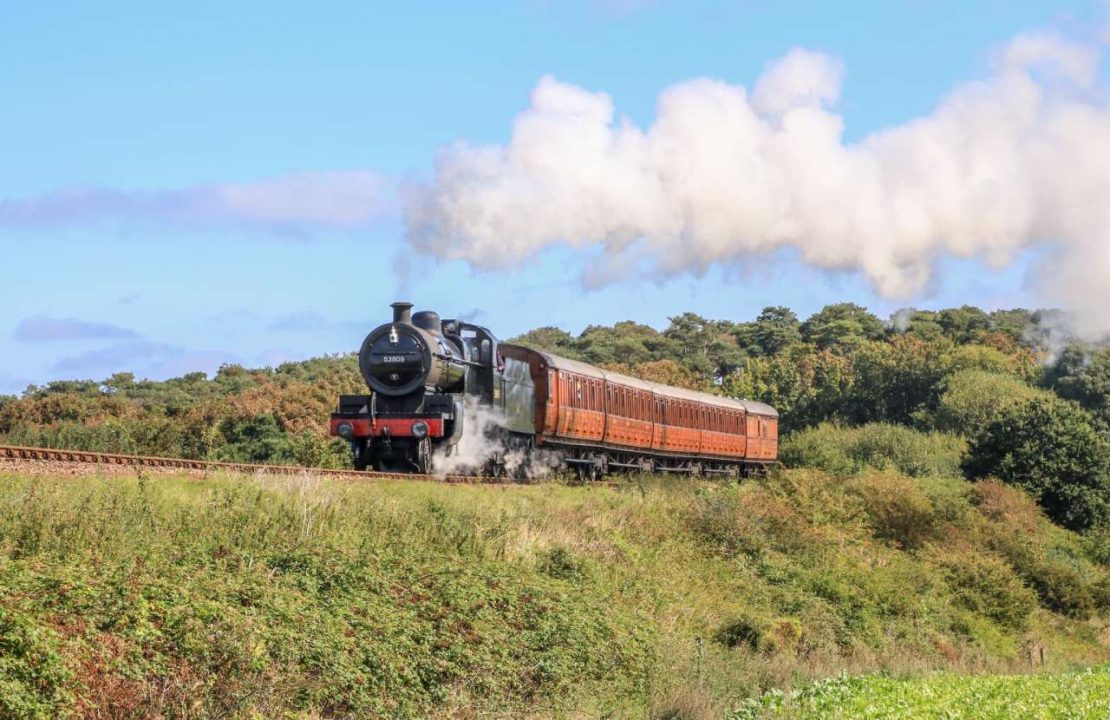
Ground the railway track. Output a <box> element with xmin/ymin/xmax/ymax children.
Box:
<box><xmin>0</xmin><ymin>444</ymin><xmax>495</xmax><ymax>484</ymax></box>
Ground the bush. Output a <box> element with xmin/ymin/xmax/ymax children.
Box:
<box><xmin>781</xmin><ymin>423</ymin><xmax>964</xmax><ymax>478</ymax></box>
<box><xmin>0</xmin><ymin>474</ymin><xmax>655</xmax><ymax>717</ymax></box>
<box><xmin>934</xmin><ymin>552</ymin><xmax>1037</xmax><ymax>630</ymax></box>
<box><xmin>963</xmin><ymin>398</ymin><xmax>1110</xmax><ymax>531</ymax></box>
<box><xmin>687</xmin><ymin>486</ymin><xmax>814</xmax><ymax>558</ymax></box>
<box><xmin>713</xmin><ymin>616</ymin><xmax>764</xmax><ymax>651</ymax></box>
<box><xmin>848</xmin><ymin>472</ymin><xmax>939</xmax><ymax>549</ymax></box>
<box><xmin>932</xmin><ymin>369</ymin><xmax>1045</xmax><ymax>436</ymax></box>
<box><xmin>539</xmin><ymin>546</ymin><xmax>591</xmax><ymax>582</ymax></box>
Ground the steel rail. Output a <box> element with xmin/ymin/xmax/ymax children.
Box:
<box><xmin>0</xmin><ymin>444</ymin><xmax>498</xmax><ymax>484</ymax></box>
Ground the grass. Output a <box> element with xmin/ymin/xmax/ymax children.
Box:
<box><xmin>0</xmin><ymin>466</ymin><xmax>1107</xmax><ymax>717</ymax></box>
<box><xmin>730</xmin><ymin>666</ymin><xmax>1110</xmax><ymax>719</ymax></box>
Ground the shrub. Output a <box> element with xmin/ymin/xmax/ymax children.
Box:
<box><xmin>934</xmin><ymin>552</ymin><xmax>1037</xmax><ymax>630</ymax></box>
<box><xmin>848</xmin><ymin>472</ymin><xmax>938</xmax><ymax>549</ymax></box>
<box><xmin>713</xmin><ymin>616</ymin><xmax>764</xmax><ymax>651</ymax></box>
<box><xmin>539</xmin><ymin>546</ymin><xmax>591</xmax><ymax>582</ymax></box>
<box><xmin>687</xmin><ymin>487</ymin><xmax>814</xmax><ymax>558</ymax></box>
<box><xmin>781</xmin><ymin>423</ymin><xmax>964</xmax><ymax>478</ymax></box>
<box><xmin>762</xmin><ymin>618</ymin><xmax>804</xmax><ymax>654</ymax></box>
<box><xmin>978</xmin><ymin>507</ymin><xmax>1110</xmax><ymax>619</ymax></box>
<box><xmin>963</xmin><ymin>397</ymin><xmax>1110</xmax><ymax>531</ymax></box>
<box><xmin>932</xmin><ymin>369</ymin><xmax>1045</xmax><ymax>436</ymax></box>
<box><xmin>989</xmin><ymin>542</ymin><xmax>1105</xmax><ymax>619</ymax></box>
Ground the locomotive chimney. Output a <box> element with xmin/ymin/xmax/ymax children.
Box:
<box><xmin>391</xmin><ymin>301</ymin><xmax>413</xmax><ymax>325</ymax></box>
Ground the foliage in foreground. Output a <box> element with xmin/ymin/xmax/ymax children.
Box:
<box><xmin>0</xmin><ymin>473</ymin><xmax>652</xmax><ymax>718</ymax></box>
<box><xmin>0</xmin><ymin>468</ymin><xmax>1108</xmax><ymax>717</ymax></box>
<box><xmin>730</xmin><ymin>667</ymin><xmax>1110</xmax><ymax>719</ymax></box>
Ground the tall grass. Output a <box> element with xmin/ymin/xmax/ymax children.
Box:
<box><xmin>0</xmin><ymin>467</ymin><xmax>1107</xmax><ymax>718</ymax></box>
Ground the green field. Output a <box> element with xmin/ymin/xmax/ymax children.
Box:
<box><xmin>732</xmin><ymin>668</ymin><xmax>1110</xmax><ymax>719</ymax></box>
<box><xmin>0</xmin><ymin>467</ymin><xmax>1107</xmax><ymax>718</ymax></box>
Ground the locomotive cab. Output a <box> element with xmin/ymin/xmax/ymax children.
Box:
<box><xmin>330</xmin><ymin>301</ymin><xmax>500</xmax><ymax>473</ymax></box>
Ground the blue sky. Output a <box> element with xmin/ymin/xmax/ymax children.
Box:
<box><xmin>0</xmin><ymin>0</ymin><xmax>1104</xmax><ymax>393</ymax></box>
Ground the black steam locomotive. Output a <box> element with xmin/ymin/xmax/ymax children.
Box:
<box><xmin>329</xmin><ymin>302</ymin><xmax>523</xmax><ymax>473</ymax></box>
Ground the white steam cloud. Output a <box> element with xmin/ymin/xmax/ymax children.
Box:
<box><xmin>404</xmin><ymin>32</ymin><xmax>1110</xmax><ymax>336</ymax></box>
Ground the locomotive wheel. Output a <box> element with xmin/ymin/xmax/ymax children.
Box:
<box><xmin>416</xmin><ymin>438</ymin><xmax>434</xmax><ymax>475</ymax></box>
<box><xmin>352</xmin><ymin>440</ymin><xmax>370</xmax><ymax>471</ymax></box>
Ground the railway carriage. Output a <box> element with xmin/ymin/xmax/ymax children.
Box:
<box><xmin>331</xmin><ymin>302</ymin><xmax>779</xmax><ymax>478</ymax></box>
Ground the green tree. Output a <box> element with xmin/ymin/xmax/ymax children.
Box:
<box><xmin>890</xmin><ymin>308</ymin><xmax>944</xmax><ymax>341</ymax></box>
<box><xmin>963</xmin><ymin>398</ymin><xmax>1110</xmax><ymax>531</ymax></box>
<box><xmin>748</xmin><ymin>306</ymin><xmax>803</xmax><ymax>355</ymax></box>
<box><xmin>724</xmin><ymin>345</ymin><xmax>853</xmax><ymax>431</ymax></box>
<box><xmin>933</xmin><ymin>370</ymin><xmax>1047</xmax><ymax>436</ymax></box>
<box><xmin>988</xmin><ymin>308</ymin><xmax>1036</xmax><ymax>346</ymax></box>
<box><xmin>937</xmin><ymin>305</ymin><xmax>992</xmax><ymax>343</ymax></box>
<box><xmin>576</xmin><ymin>321</ymin><xmax>671</xmax><ymax>366</ymax></box>
<box><xmin>509</xmin><ymin>326</ymin><xmax>582</xmax><ymax>359</ymax></box>
<box><xmin>801</xmin><ymin>303</ymin><xmax>885</xmax><ymax>350</ymax></box>
<box><xmin>845</xmin><ymin>336</ymin><xmax>953</xmax><ymax>425</ymax></box>
<box><xmin>663</xmin><ymin>313</ymin><xmax>743</xmax><ymax>380</ymax></box>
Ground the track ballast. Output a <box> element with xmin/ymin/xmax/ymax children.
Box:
<box><xmin>0</xmin><ymin>444</ymin><xmax>499</xmax><ymax>484</ymax></box>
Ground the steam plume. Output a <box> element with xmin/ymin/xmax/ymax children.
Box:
<box><xmin>404</xmin><ymin>33</ymin><xmax>1110</xmax><ymax>335</ymax></box>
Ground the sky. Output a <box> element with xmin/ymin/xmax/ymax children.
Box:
<box><xmin>1</xmin><ymin>0</ymin><xmax>1106</xmax><ymax>394</ymax></box>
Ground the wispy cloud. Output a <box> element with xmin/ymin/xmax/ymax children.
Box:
<box><xmin>0</xmin><ymin>170</ymin><xmax>392</xmax><ymax>235</ymax></box>
<box><xmin>51</xmin><ymin>341</ymin><xmax>239</xmax><ymax>380</ymax></box>
<box><xmin>14</xmin><ymin>316</ymin><xmax>139</xmax><ymax>343</ymax></box>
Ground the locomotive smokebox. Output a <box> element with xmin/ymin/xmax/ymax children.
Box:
<box><xmin>392</xmin><ymin>301</ymin><xmax>413</xmax><ymax>325</ymax></box>
<box><xmin>358</xmin><ymin>302</ymin><xmax>466</xmax><ymax>397</ymax></box>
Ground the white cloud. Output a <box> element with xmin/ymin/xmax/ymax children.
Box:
<box><xmin>14</xmin><ymin>316</ymin><xmax>139</xmax><ymax>343</ymax></box>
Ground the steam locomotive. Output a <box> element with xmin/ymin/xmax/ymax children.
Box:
<box><xmin>330</xmin><ymin>302</ymin><xmax>779</xmax><ymax>478</ymax></box>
